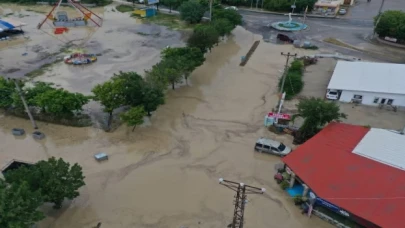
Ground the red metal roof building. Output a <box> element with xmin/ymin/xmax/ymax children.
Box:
<box><xmin>282</xmin><ymin>123</ymin><xmax>405</xmax><ymax>228</ymax></box>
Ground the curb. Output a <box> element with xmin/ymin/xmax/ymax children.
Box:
<box><xmin>375</xmin><ymin>36</ymin><xmax>405</xmax><ymax>49</ymax></box>
<box><xmin>238</xmin><ymin>9</ymin><xmax>337</xmax><ymax>19</ymax></box>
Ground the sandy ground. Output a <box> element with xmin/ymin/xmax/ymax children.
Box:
<box><xmin>1</xmin><ymin>3</ymin><xmax>405</xmax><ymax>228</ymax></box>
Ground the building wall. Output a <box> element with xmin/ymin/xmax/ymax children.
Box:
<box><xmin>339</xmin><ymin>90</ymin><xmax>405</xmax><ymax>107</ymax></box>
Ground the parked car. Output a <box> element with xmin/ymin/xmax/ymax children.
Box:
<box><xmin>326</xmin><ymin>89</ymin><xmax>339</xmax><ymax>100</ymax></box>
<box><xmin>254</xmin><ymin>137</ymin><xmax>292</xmax><ymax>156</ymax></box>
<box><xmin>225</xmin><ymin>6</ymin><xmax>238</xmax><ymax>11</ymax></box>
<box><xmin>338</xmin><ymin>8</ymin><xmax>347</xmax><ymax>15</ymax></box>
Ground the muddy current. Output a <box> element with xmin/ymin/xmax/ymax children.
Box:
<box><xmin>0</xmin><ymin>11</ymin><xmax>331</xmax><ymax>227</ymax></box>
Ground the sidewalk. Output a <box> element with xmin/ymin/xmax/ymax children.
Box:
<box><xmin>238</xmin><ymin>7</ymin><xmax>337</xmax><ymax>19</ymax></box>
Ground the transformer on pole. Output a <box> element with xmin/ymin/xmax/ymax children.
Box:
<box><xmin>219</xmin><ymin>178</ymin><xmax>265</xmax><ymax>228</ymax></box>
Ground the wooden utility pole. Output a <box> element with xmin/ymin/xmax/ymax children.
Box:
<box><xmin>10</xmin><ymin>78</ymin><xmax>38</xmax><ymax>129</ymax></box>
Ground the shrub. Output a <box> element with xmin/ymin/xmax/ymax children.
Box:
<box><xmin>374</xmin><ymin>10</ymin><xmax>405</xmax><ymax>42</ymax></box>
<box><xmin>279</xmin><ymin>71</ymin><xmax>304</xmax><ymax>100</ymax></box>
<box><xmin>279</xmin><ymin>180</ymin><xmax>290</xmax><ymax>190</ymax></box>
<box><xmin>293</xmin><ymin>195</ymin><xmax>303</xmax><ymax>205</ymax></box>
<box><xmin>179</xmin><ymin>0</ymin><xmax>205</xmax><ymax>24</ymax></box>
<box><xmin>288</xmin><ymin>60</ymin><xmax>304</xmax><ymax>74</ymax></box>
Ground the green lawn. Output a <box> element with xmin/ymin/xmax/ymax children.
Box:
<box><xmin>132</xmin><ymin>12</ymin><xmax>198</xmax><ymax>30</ymax></box>
<box><xmin>116</xmin><ymin>4</ymin><xmax>135</xmax><ymax>13</ymax></box>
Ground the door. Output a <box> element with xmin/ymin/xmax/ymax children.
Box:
<box><xmin>387</xmin><ymin>99</ymin><xmax>394</xmax><ymax>105</ymax></box>
<box><xmin>263</xmin><ymin>145</ymin><xmax>271</xmax><ymax>153</ymax></box>
<box><xmin>271</xmin><ymin>146</ymin><xmax>280</xmax><ymax>155</ymax></box>
<box><xmin>380</xmin><ymin>98</ymin><xmax>386</xmax><ymax>104</ymax></box>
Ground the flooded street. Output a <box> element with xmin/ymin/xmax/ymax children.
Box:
<box><xmin>0</xmin><ymin>19</ymin><xmax>331</xmax><ymax>227</ymax></box>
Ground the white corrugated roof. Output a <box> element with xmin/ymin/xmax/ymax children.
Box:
<box><xmin>353</xmin><ymin>128</ymin><xmax>405</xmax><ymax>170</ymax></box>
<box><xmin>327</xmin><ymin>61</ymin><xmax>405</xmax><ymax>94</ymax></box>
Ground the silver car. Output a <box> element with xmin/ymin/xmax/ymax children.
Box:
<box><xmin>254</xmin><ymin>137</ymin><xmax>292</xmax><ymax>156</ymax></box>
<box><xmin>338</xmin><ymin>9</ymin><xmax>347</xmax><ymax>15</ymax></box>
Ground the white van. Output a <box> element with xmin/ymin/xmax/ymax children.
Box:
<box><xmin>254</xmin><ymin>137</ymin><xmax>292</xmax><ymax>157</ymax></box>
<box><xmin>326</xmin><ymin>89</ymin><xmax>339</xmax><ymax>100</ymax></box>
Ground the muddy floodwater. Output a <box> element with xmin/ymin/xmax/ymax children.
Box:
<box><xmin>0</xmin><ymin>16</ymin><xmax>333</xmax><ymax>227</ymax></box>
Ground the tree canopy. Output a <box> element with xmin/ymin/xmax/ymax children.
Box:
<box><xmin>146</xmin><ymin>58</ymin><xmax>184</xmax><ymax>90</ymax></box>
<box><xmin>212</xmin><ymin>8</ymin><xmax>242</xmax><ymax>27</ymax></box>
<box><xmin>179</xmin><ymin>0</ymin><xmax>206</xmax><ymax>24</ymax></box>
<box><xmin>374</xmin><ymin>10</ymin><xmax>405</xmax><ymax>42</ymax></box>
<box><xmin>33</xmin><ymin>89</ymin><xmax>89</xmax><ymax>117</ymax></box>
<box><xmin>92</xmin><ymin>79</ymin><xmax>127</xmax><ymax>129</ymax></box>
<box><xmin>293</xmin><ymin>97</ymin><xmax>347</xmax><ymax>142</ymax></box>
<box><xmin>0</xmin><ymin>180</ymin><xmax>44</xmax><ymax>228</ymax></box>
<box><xmin>120</xmin><ymin>106</ymin><xmax>146</xmax><ymax>132</ymax></box>
<box><xmin>212</xmin><ymin>18</ymin><xmax>234</xmax><ymax>37</ymax></box>
<box><xmin>5</xmin><ymin>157</ymin><xmax>85</xmax><ymax>209</ymax></box>
<box><xmin>187</xmin><ymin>24</ymin><xmax>219</xmax><ymax>53</ymax></box>
<box><xmin>112</xmin><ymin>71</ymin><xmax>145</xmax><ymax>107</ymax></box>
<box><xmin>0</xmin><ymin>77</ymin><xmax>16</xmax><ymax>109</ymax></box>
<box><xmin>141</xmin><ymin>82</ymin><xmax>165</xmax><ymax>116</ymax></box>
<box><xmin>161</xmin><ymin>47</ymin><xmax>205</xmax><ymax>83</ymax></box>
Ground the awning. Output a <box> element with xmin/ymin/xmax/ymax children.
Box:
<box><xmin>0</xmin><ymin>20</ymin><xmax>15</xmax><ymax>29</ymax></box>
<box><xmin>1</xmin><ymin>18</ymin><xmax>27</xmax><ymax>27</ymax></box>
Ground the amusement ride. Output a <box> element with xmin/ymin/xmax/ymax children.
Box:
<box><xmin>37</xmin><ymin>0</ymin><xmax>103</xmax><ymax>65</ymax></box>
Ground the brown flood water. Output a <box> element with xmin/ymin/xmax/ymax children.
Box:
<box><xmin>0</xmin><ymin>27</ymin><xmax>331</xmax><ymax>228</ymax></box>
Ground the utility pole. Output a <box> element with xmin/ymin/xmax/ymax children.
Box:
<box><xmin>219</xmin><ymin>178</ymin><xmax>265</xmax><ymax>228</ymax></box>
<box><xmin>255</xmin><ymin>0</ymin><xmax>259</xmax><ymax>10</ymax></box>
<box><xmin>10</xmin><ymin>78</ymin><xmax>38</xmax><ymax>129</ymax></box>
<box><xmin>373</xmin><ymin>0</ymin><xmax>386</xmax><ymax>37</ymax></box>
<box><xmin>276</xmin><ymin>52</ymin><xmax>296</xmax><ymax>123</ymax></box>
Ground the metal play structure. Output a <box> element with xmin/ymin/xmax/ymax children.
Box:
<box><xmin>37</xmin><ymin>0</ymin><xmax>103</xmax><ymax>45</ymax></box>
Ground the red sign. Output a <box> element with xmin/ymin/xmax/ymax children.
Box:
<box><xmin>268</xmin><ymin>112</ymin><xmax>291</xmax><ymax>120</ymax></box>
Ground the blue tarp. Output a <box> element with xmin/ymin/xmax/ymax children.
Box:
<box><xmin>0</xmin><ymin>19</ymin><xmax>15</xmax><ymax>32</ymax></box>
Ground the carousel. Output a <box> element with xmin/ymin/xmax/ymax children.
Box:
<box><xmin>64</xmin><ymin>53</ymin><xmax>97</xmax><ymax>65</ymax></box>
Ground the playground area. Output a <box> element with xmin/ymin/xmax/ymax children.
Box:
<box><xmin>0</xmin><ymin>3</ymin><xmax>183</xmax><ymax>94</ymax></box>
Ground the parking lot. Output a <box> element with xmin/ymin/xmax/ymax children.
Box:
<box><xmin>286</xmin><ymin>58</ymin><xmax>405</xmax><ymax>131</ymax></box>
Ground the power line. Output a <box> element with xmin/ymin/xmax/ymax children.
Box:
<box><xmin>219</xmin><ymin>178</ymin><xmax>265</xmax><ymax>228</ymax></box>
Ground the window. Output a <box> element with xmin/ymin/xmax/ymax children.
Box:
<box><xmin>278</xmin><ymin>143</ymin><xmax>286</xmax><ymax>151</ymax></box>
<box><xmin>380</xmin><ymin>98</ymin><xmax>386</xmax><ymax>104</ymax></box>
<box><xmin>387</xmin><ymin>99</ymin><xmax>394</xmax><ymax>105</ymax></box>
<box><xmin>255</xmin><ymin>143</ymin><xmax>262</xmax><ymax>148</ymax></box>
<box><xmin>263</xmin><ymin>145</ymin><xmax>270</xmax><ymax>150</ymax></box>
<box><xmin>373</xmin><ymin>97</ymin><xmax>379</xmax><ymax>103</ymax></box>
<box><xmin>353</xmin><ymin>95</ymin><xmax>363</xmax><ymax>100</ymax></box>
<box><xmin>271</xmin><ymin>147</ymin><xmax>279</xmax><ymax>152</ymax></box>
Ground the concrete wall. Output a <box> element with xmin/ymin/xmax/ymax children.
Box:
<box><xmin>339</xmin><ymin>90</ymin><xmax>405</xmax><ymax>107</ymax></box>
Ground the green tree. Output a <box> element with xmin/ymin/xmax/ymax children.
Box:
<box><xmin>112</xmin><ymin>71</ymin><xmax>145</xmax><ymax>107</ymax></box>
<box><xmin>33</xmin><ymin>89</ymin><xmax>89</xmax><ymax>117</ymax></box>
<box><xmin>141</xmin><ymin>83</ymin><xmax>165</xmax><ymax>116</ymax></box>
<box><xmin>5</xmin><ymin>157</ymin><xmax>85</xmax><ymax>209</ymax></box>
<box><xmin>0</xmin><ymin>77</ymin><xmax>17</xmax><ymax>109</ymax></box>
<box><xmin>0</xmin><ymin>180</ymin><xmax>44</xmax><ymax>228</ymax></box>
<box><xmin>179</xmin><ymin>0</ymin><xmax>206</xmax><ymax>24</ymax></box>
<box><xmin>292</xmin><ymin>97</ymin><xmax>347</xmax><ymax>142</ymax></box>
<box><xmin>374</xmin><ymin>10</ymin><xmax>405</xmax><ymax>41</ymax></box>
<box><xmin>212</xmin><ymin>18</ymin><xmax>234</xmax><ymax>38</ymax></box>
<box><xmin>120</xmin><ymin>106</ymin><xmax>146</xmax><ymax>131</ymax></box>
<box><xmin>92</xmin><ymin>79</ymin><xmax>126</xmax><ymax>130</ymax></box>
<box><xmin>146</xmin><ymin>59</ymin><xmax>183</xmax><ymax>90</ymax></box>
<box><xmin>263</xmin><ymin>0</ymin><xmax>315</xmax><ymax>12</ymax></box>
<box><xmin>161</xmin><ymin>47</ymin><xmax>205</xmax><ymax>84</ymax></box>
<box><xmin>188</xmin><ymin>24</ymin><xmax>219</xmax><ymax>53</ymax></box>
<box><xmin>212</xmin><ymin>8</ymin><xmax>242</xmax><ymax>27</ymax></box>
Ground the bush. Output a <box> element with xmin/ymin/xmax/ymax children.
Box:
<box><xmin>262</xmin><ymin>0</ymin><xmax>316</xmax><ymax>13</ymax></box>
<box><xmin>288</xmin><ymin>60</ymin><xmax>304</xmax><ymax>74</ymax></box>
<box><xmin>279</xmin><ymin>180</ymin><xmax>290</xmax><ymax>190</ymax></box>
<box><xmin>374</xmin><ymin>10</ymin><xmax>405</xmax><ymax>42</ymax></box>
<box><xmin>279</xmin><ymin>71</ymin><xmax>304</xmax><ymax>100</ymax></box>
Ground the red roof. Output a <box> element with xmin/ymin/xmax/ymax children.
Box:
<box><xmin>282</xmin><ymin>123</ymin><xmax>405</xmax><ymax>228</ymax></box>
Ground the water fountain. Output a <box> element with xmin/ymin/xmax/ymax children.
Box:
<box><xmin>271</xmin><ymin>13</ymin><xmax>308</xmax><ymax>31</ymax></box>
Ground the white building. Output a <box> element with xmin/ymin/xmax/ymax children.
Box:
<box><xmin>327</xmin><ymin>61</ymin><xmax>405</xmax><ymax>107</ymax></box>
